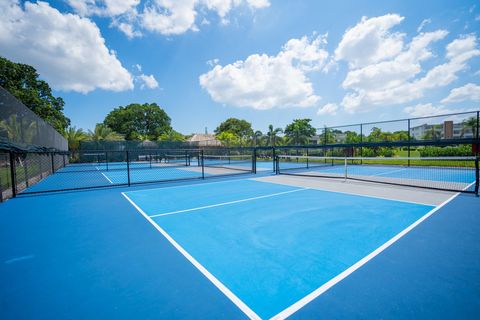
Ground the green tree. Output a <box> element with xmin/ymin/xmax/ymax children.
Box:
<box><xmin>63</xmin><ymin>126</ymin><xmax>88</xmax><ymax>152</ymax></box>
<box><xmin>158</xmin><ymin>129</ymin><xmax>185</xmax><ymax>142</ymax></box>
<box><xmin>462</xmin><ymin>117</ymin><xmax>478</xmax><ymax>138</ymax></box>
<box><xmin>266</xmin><ymin>125</ymin><xmax>283</xmax><ymax>146</ymax></box>
<box><xmin>284</xmin><ymin>119</ymin><xmax>316</xmax><ymax>145</ymax></box>
<box><xmin>0</xmin><ymin>56</ymin><xmax>70</xmax><ymax>132</ymax></box>
<box><xmin>214</xmin><ymin>118</ymin><xmax>254</xmax><ymax>141</ymax></box>
<box><xmin>216</xmin><ymin>131</ymin><xmax>241</xmax><ymax>147</ymax></box>
<box><xmin>88</xmin><ymin>124</ymin><xmax>124</xmax><ymax>141</ymax></box>
<box><xmin>103</xmin><ymin>103</ymin><xmax>171</xmax><ymax>140</ymax></box>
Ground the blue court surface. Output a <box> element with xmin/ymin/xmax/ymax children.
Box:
<box><xmin>1</xmin><ymin>175</ymin><xmax>480</xmax><ymax>319</ymax></box>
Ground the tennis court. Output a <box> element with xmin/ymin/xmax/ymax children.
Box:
<box><xmin>2</xmin><ymin>156</ymin><xmax>479</xmax><ymax>319</ymax></box>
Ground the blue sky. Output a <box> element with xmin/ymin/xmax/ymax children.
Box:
<box><xmin>1</xmin><ymin>0</ymin><xmax>479</xmax><ymax>134</ymax></box>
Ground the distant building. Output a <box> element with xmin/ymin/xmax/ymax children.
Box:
<box><xmin>410</xmin><ymin>121</ymin><xmax>473</xmax><ymax>140</ymax></box>
<box><xmin>187</xmin><ymin>134</ymin><xmax>222</xmax><ymax>147</ymax></box>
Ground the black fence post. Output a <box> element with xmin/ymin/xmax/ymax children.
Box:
<box><xmin>476</xmin><ymin>111</ymin><xmax>479</xmax><ymax>158</ymax></box>
<box><xmin>51</xmin><ymin>152</ymin><xmax>55</xmax><ymax>173</ymax></box>
<box><xmin>103</xmin><ymin>151</ymin><xmax>108</xmax><ymax>171</ymax></box>
<box><xmin>126</xmin><ymin>151</ymin><xmax>131</xmax><ymax>186</ymax></box>
<box><xmin>201</xmin><ymin>150</ymin><xmax>205</xmax><ymax>179</ymax></box>
<box><xmin>252</xmin><ymin>148</ymin><xmax>257</xmax><ymax>174</ymax></box>
<box><xmin>475</xmin><ymin>156</ymin><xmax>479</xmax><ymax>197</ymax></box>
<box><xmin>275</xmin><ymin>155</ymin><xmax>279</xmax><ymax>174</ymax></box>
<box><xmin>9</xmin><ymin>151</ymin><xmax>16</xmax><ymax>198</ymax></box>
<box><xmin>306</xmin><ymin>148</ymin><xmax>309</xmax><ymax>169</ymax></box>
<box><xmin>360</xmin><ymin>124</ymin><xmax>363</xmax><ymax>164</ymax></box>
<box><xmin>272</xmin><ymin>147</ymin><xmax>276</xmax><ymax>172</ymax></box>
<box><xmin>408</xmin><ymin>119</ymin><xmax>411</xmax><ymax>167</ymax></box>
<box><xmin>23</xmin><ymin>154</ymin><xmax>29</xmax><ymax>188</ymax></box>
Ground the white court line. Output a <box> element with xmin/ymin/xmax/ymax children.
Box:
<box><xmin>121</xmin><ymin>192</ymin><xmax>261</xmax><ymax>320</ymax></box>
<box><xmin>101</xmin><ymin>172</ymin><xmax>114</xmax><ymax>184</ymax></box>
<box><xmin>149</xmin><ymin>188</ymin><xmax>309</xmax><ymax>218</ymax></box>
<box><xmin>269</xmin><ymin>188</ymin><xmax>467</xmax><ymax>320</ymax></box>
<box><xmin>369</xmin><ymin>168</ymin><xmax>407</xmax><ymax>177</ymax></box>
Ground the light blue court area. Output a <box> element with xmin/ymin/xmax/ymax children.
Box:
<box><xmin>123</xmin><ymin>179</ymin><xmax>435</xmax><ymax>319</ymax></box>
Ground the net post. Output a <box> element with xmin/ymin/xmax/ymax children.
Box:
<box><xmin>201</xmin><ymin>150</ymin><xmax>205</xmax><ymax>179</ymax></box>
<box><xmin>126</xmin><ymin>151</ymin><xmax>131</xmax><ymax>186</ymax></box>
<box><xmin>9</xmin><ymin>151</ymin><xmax>17</xmax><ymax>198</ymax></box>
<box><xmin>63</xmin><ymin>154</ymin><xmax>66</xmax><ymax>167</ymax></box>
<box><xmin>149</xmin><ymin>151</ymin><xmax>152</xmax><ymax>168</ymax></box>
<box><xmin>344</xmin><ymin>157</ymin><xmax>347</xmax><ymax>182</ymax></box>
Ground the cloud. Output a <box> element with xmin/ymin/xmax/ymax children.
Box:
<box><xmin>334</xmin><ymin>13</ymin><xmax>480</xmax><ymax>114</ymax></box>
<box><xmin>417</xmin><ymin>18</ymin><xmax>431</xmax><ymax>32</ymax></box>
<box><xmin>403</xmin><ymin>103</ymin><xmax>454</xmax><ymax>117</ymax></box>
<box><xmin>67</xmin><ymin>0</ymin><xmax>140</xmax><ymax>17</ymax></box>
<box><xmin>67</xmin><ymin>0</ymin><xmax>270</xmax><ymax>37</ymax></box>
<box><xmin>335</xmin><ymin>14</ymin><xmax>405</xmax><ymax>68</ymax></box>
<box><xmin>206</xmin><ymin>58</ymin><xmax>220</xmax><ymax>67</ymax></box>
<box><xmin>137</xmin><ymin>74</ymin><xmax>159</xmax><ymax>89</ymax></box>
<box><xmin>317</xmin><ymin>103</ymin><xmax>338</xmax><ymax>115</ymax></box>
<box><xmin>199</xmin><ymin>34</ymin><xmax>328</xmax><ymax>109</ymax></box>
<box><xmin>441</xmin><ymin>83</ymin><xmax>480</xmax><ymax>103</ymax></box>
<box><xmin>0</xmin><ymin>0</ymin><xmax>133</xmax><ymax>93</ymax></box>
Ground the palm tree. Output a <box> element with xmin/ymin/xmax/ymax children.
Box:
<box><xmin>252</xmin><ymin>130</ymin><xmax>263</xmax><ymax>146</ymax></box>
<box><xmin>63</xmin><ymin>126</ymin><xmax>88</xmax><ymax>152</ymax></box>
<box><xmin>422</xmin><ymin>124</ymin><xmax>442</xmax><ymax>140</ymax></box>
<box><xmin>461</xmin><ymin>117</ymin><xmax>478</xmax><ymax>139</ymax></box>
<box><xmin>88</xmin><ymin>124</ymin><xmax>124</xmax><ymax>141</ymax></box>
<box><xmin>267</xmin><ymin>125</ymin><xmax>283</xmax><ymax>146</ymax></box>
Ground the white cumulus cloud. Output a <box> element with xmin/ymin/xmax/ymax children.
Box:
<box><xmin>335</xmin><ymin>14</ymin><xmax>405</xmax><ymax>68</ymax></box>
<box><xmin>199</xmin><ymin>35</ymin><xmax>328</xmax><ymax>109</ymax></box>
<box><xmin>403</xmin><ymin>103</ymin><xmax>453</xmax><ymax>117</ymax></box>
<box><xmin>137</xmin><ymin>74</ymin><xmax>159</xmax><ymax>89</ymax></box>
<box><xmin>0</xmin><ymin>0</ymin><xmax>133</xmax><ymax>93</ymax></box>
<box><xmin>441</xmin><ymin>83</ymin><xmax>480</xmax><ymax>103</ymax></box>
<box><xmin>317</xmin><ymin>103</ymin><xmax>338</xmax><ymax>115</ymax></box>
<box><xmin>67</xmin><ymin>0</ymin><xmax>270</xmax><ymax>37</ymax></box>
<box><xmin>334</xmin><ymin>13</ymin><xmax>480</xmax><ymax>114</ymax></box>
<box><xmin>417</xmin><ymin>18</ymin><xmax>431</xmax><ymax>32</ymax></box>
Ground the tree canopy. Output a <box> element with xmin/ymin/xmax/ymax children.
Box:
<box><xmin>0</xmin><ymin>56</ymin><xmax>70</xmax><ymax>132</ymax></box>
<box><xmin>214</xmin><ymin>118</ymin><xmax>254</xmax><ymax>141</ymax></box>
<box><xmin>103</xmin><ymin>103</ymin><xmax>171</xmax><ymax>140</ymax></box>
<box><xmin>284</xmin><ymin>119</ymin><xmax>316</xmax><ymax>145</ymax></box>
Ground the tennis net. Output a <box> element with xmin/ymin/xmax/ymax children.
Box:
<box><xmin>276</xmin><ymin>155</ymin><xmax>479</xmax><ymax>194</ymax></box>
<box><xmin>203</xmin><ymin>154</ymin><xmax>254</xmax><ymax>172</ymax></box>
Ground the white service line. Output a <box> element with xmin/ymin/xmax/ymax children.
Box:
<box><xmin>149</xmin><ymin>188</ymin><xmax>309</xmax><ymax>218</ymax></box>
<box><xmin>121</xmin><ymin>192</ymin><xmax>261</xmax><ymax>320</ymax></box>
<box><xmin>101</xmin><ymin>172</ymin><xmax>114</xmax><ymax>184</ymax></box>
<box><xmin>269</xmin><ymin>189</ymin><xmax>464</xmax><ymax>320</ymax></box>
<box><xmin>368</xmin><ymin>168</ymin><xmax>407</xmax><ymax>177</ymax></box>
